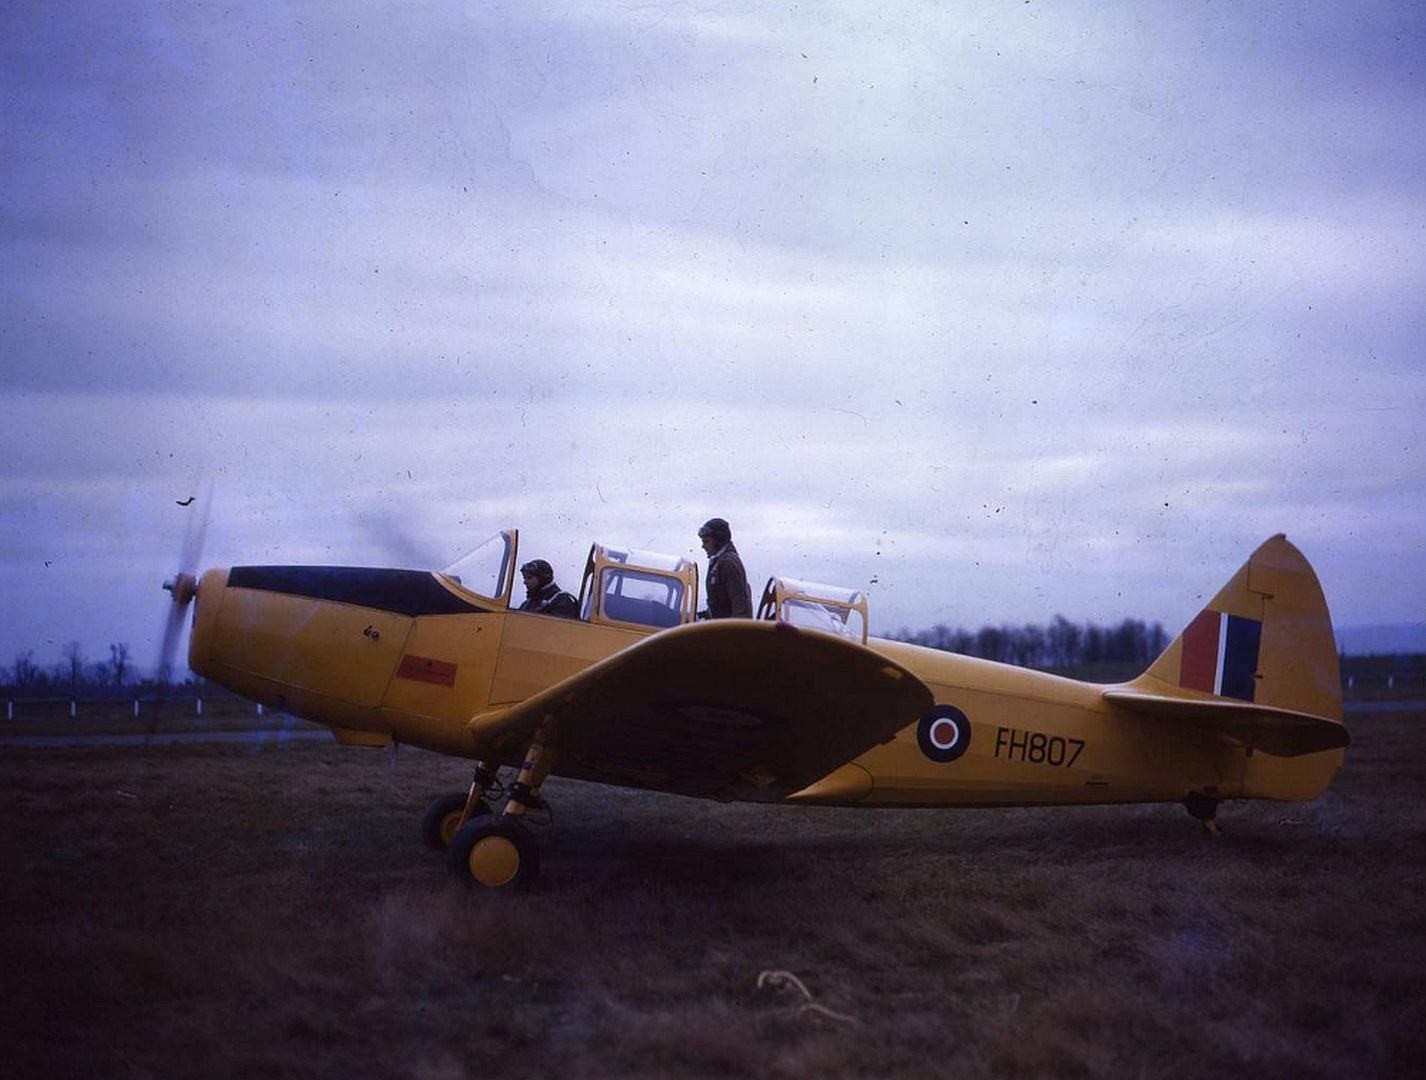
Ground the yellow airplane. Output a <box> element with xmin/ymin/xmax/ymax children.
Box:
<box><xmin>161</xmin><ymin>531</ymin><xmax>1347</xmax><ymax>888</ymax></box>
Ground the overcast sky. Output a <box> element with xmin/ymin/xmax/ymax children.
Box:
<box><xmin>2</xmin><ymin>1</ymin><xmax>1423</xmax><ymax>675</ymax></box>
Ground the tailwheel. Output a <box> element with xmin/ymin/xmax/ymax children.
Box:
<box><xmin>1183</xmin><ymin>792</ymin><xmax>1222</xmax><ymax>838</ymax></box>
<box><xmin>421</xmin><ymin>791</ymin><xmax>490</xmax><ymax>852</ymax></box>
<box><xmin>446</xmin><ymin>818</ymin><xmax>541</xmax><ymax>889</ymax></box>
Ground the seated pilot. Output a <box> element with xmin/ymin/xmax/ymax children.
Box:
<box><xmin>517</xmin><ymin>559</ymin><xmax>579</xmax><ymax>619</ymax></box>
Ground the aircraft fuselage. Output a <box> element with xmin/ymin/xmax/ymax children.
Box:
<box><xmin>189</xmin><ymin>565</ymin><xmax>1337</xmax><ymax>811</ymax></box>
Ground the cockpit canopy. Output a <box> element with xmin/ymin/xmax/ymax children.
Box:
<box><xmin>579</xmin><ymin>543</ymin><xmax>700</xmax><ymax>630</ymax></box>
<box><xmin>437</xmin><ymin>530</ymin><xmax>871</xmax><ymax>642</ymax></box>
<box><xmin>757</xmin><ymin>576</ymin><xmax>869</xmax><ymax>644</ymax></box>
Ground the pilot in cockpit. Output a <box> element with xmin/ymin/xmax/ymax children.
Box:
<box><xmin>517</xmin><ymin>559</ymin><xmax>580</xmax><ymax>619</ymax></box>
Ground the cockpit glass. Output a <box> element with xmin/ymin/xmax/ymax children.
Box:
<box><xmin>440</xmin><ymin>533</ymin><xmax>510</xmax><ymax>601</ymax></box>
<box><xmin>760</xmin><ymin>576</ymin><xmax>867</xmax><ymax>640</ymax></box>
<box><xmin>600</xmin><ymin>546</ymin><xmax>693</xmax><ymax>573</ymax></box>
<box><xmin>600</xmin><ymin>567</ymin><xmax>684</xmax><ymax>629</ymax></box>
<box><xmin>781</xmin><ymin>598</ymin><xmax>866</xmax><ymax>640</ymax></box>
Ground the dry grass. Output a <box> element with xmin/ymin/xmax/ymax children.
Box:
<box><xmin>2</xmin><ymin>710</ymin><xmax>1424</xmax><ymax>1079</ymax></box>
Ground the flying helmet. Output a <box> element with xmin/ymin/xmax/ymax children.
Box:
<box><xmin>697</xmin><ymin>517</ymin><xmax>732</xmax><ymax>545</ymax></box>
<box><xmin>519</xmin><ymin>559</ymin><xmax>554</xmax><ymax>587</ymax></box>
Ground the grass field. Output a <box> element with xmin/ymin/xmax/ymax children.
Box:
<box><xmin>3</xmin><ymin>709</ymin><xmax>1423</xmax><ymax>1079</ymax></box>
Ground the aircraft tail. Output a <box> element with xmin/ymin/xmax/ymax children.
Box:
<box><xmin>1104</xmin><ymin>535</ymin><xmax>1346</xmax><ymax>797</ymax></box>
<box><xmin>1136</xmin><ymin>534</ymin><xmax>1341</xmax><ymax>719</ymax></box>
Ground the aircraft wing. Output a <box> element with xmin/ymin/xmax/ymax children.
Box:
<box><xmin>1102</xmin><ymin>689</ymin><xmax>1350</xmax><ymax>757</ymax></box>
<box><xmin>467</xmin><ymin>620</ymin><xmax>933</xmax><ymax>801</ymax></box>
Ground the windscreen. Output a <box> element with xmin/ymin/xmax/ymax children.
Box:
<box><xmin>440</xmin><ymin>533</ymin><xmax>511</xmax><ymax>602</ymax></box>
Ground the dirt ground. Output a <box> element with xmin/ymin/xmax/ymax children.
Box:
<box><xmin>2</xmin><ymin>708</ymin><xmax>1423</xmax><ymax>1079</ymax></box>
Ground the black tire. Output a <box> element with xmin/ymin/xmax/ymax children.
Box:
<box><xmin>445</xmin><ymin>817</ymin><xmax>541</xmax><ymax>888</ymax></box>
<box><xmin>421</xmin><ymin>792</ymin><xmax>489</xmax><ymax>852</ymax></box>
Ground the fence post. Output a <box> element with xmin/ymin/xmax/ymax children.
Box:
<box><xmin>6</xmin><ymin>700</ymin><xmax>11</xmax><ymax>721</ymax></box>
<box><xmin>257</xmin><ymin>702</ymin><xmax>264</xmax><ymax>716</ymax></box>
<box><xmin>70</xmin><ymin>699</ymin><xmax>77</xmax><ymax>719</ymax></box>
<box><xmin>196</xmin><ymin>697</ymin><xmax>203</xmax><ymax>717</ymax></box>
<box><xmin>133</xmin><ymin>699</ymin><xmax>140</xmax><ymax>718</ymax></box>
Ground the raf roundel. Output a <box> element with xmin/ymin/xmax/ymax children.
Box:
<box><xmin>917</xmin><ymin>705</ymin><xmax>972</xmax><ymax>763</ymax></box>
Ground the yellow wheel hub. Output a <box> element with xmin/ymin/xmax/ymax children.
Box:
<box><xmin>439</xmin><ymin>812</ymin><xmax>463</xmax><ymax>848</ymax></box>
<box><xmin>467</xmin><ymin>835</ymin><xmax>521</xmax><ymax>887</ymax></box>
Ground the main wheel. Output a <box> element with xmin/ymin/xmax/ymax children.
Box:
<box><xmin>421</xmin><ymin>792</ymin><xmax>489</xmax><ymax>852</ymax></box>
<box><xmin>446</xmin><ymin>817</ymin><xmax>541</xmax><ymax>888</ymax></box>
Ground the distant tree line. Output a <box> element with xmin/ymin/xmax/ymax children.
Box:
<box><xmin>3</xmin><ymin>642</ymin><xmax>195</xmax><ymax>695</ymax></box>
<box><xmin>892</xmin><ymin>615</ymin><xmax>1170</xmax><ymax>669</ymax></box>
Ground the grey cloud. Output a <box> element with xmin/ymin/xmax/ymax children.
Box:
<box><xmin>1</xmin><ymin>2</ymin><xmax>1422</xmax><ymax>667</ymax></box>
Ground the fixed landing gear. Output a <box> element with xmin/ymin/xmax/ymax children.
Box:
<box><xmin>439</xmin><ymin>730</ymin><xmax>555</xmax><ymax>889</ymax></box>
<box><xmin>421</xmin><ymin>762</ymin><xmax>499</xmax><ymax>851</ymax></box>
<box><xmin>421</xmin><ymin>790</ymin><xmax>490</xmax><ymax>851</ymax></box>
<box><xmin>447</xmin><ymin>817</ymin><xmax>541</xmax><ymax>888</ymax></box>
<box><xmin>1183</xmin><ymin>792</ymin><xmax>1222</xmax><ymax>838</ymax></box>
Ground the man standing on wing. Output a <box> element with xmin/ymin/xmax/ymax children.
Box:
<box><xmin>697</xmin><ymin>517</ymin><xmax>752</xmax><ymax>619</ymax></box>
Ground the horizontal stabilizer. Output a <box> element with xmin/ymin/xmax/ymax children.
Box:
<box><xmin>1103</xmin><ymin>689</ymin><xmax>1349</xmax><ymax>758</ymax></box>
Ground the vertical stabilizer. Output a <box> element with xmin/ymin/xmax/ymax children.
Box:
<box><xmin>1133</xmin><ymin>535</ymin><xmax>1342</xmax><ymax>722</ymax></box>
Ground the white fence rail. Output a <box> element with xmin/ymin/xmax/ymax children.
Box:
<box><xmin>5</xmin><ymin>696</ymin><xmax>270</xmax><ymax>721</ymax></box>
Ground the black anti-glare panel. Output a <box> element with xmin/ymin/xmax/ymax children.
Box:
<box><xmin>227</xmin><ymin>566</ymin><xmax>490</xmax><ymax>617</ymax></box>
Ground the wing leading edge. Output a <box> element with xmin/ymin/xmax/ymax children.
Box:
<box><xmin>468</xmin><ymin>620</ymin><xmax>934</xmax><ymax>801</ymax></box>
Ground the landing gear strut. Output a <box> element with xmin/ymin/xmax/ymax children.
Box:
<box><xmin>445</xmin><ymin>728</ymin><xmax>555</xmax><ymax>889</ymax></box>
<box><xmin>422</xmin><ymin>791</ymin><xmax>487</xmax><ymax>850</ymax></box>
<box><xmin>1183</xmin><ymin>791</ymin><xmax>1222</xmax><ymax>838</ymax></box>
<box><xmin>421</xmin><ymin>762</ymin><xmax>499</xmax><ymax>851</ymax></box>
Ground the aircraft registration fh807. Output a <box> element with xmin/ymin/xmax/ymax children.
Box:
<box><xmin>160</xmin><ymin>530</ymin><xmax>1348</xmax><ymax>888</ymax></box>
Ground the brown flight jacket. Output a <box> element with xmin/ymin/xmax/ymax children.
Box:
<box><xmin>705</xmin><ymin>542</ymin><xmax>752</xmax><ymax>619</ymax></box>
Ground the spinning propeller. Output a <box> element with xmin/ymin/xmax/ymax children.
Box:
<box><xmin>157</xmin><ymin>486</ymin><xmax>211</xmax><ymax>685</ymax></box>
<box><xmin>153</xmin><ymin>491</ymin><xmax>440</xmax><ymax>686</ymax></box>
